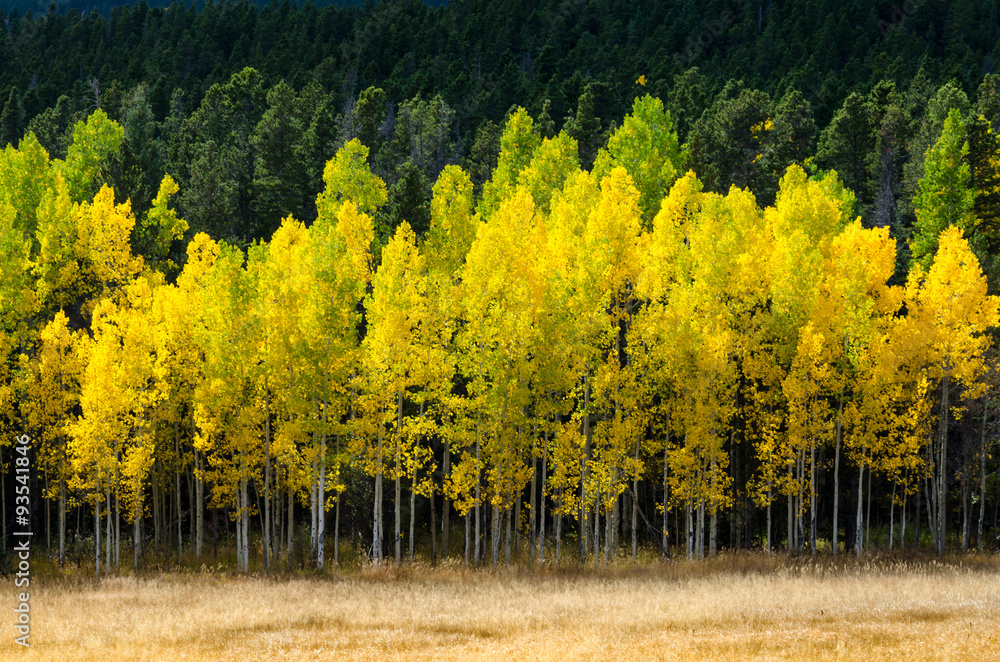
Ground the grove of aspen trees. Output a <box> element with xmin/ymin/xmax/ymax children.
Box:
<box><xmin>2</xmin><ymin>90</ymin><xmax>999</xmax><ymax>574</ymax></box>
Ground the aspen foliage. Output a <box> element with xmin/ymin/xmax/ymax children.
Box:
<box><xmin>4</xmin><ymin>98</ymin><xmax>1000</xmax><ymax>572</ymax></box>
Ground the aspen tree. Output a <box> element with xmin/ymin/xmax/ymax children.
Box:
<box><xmin>362</xmin><ymin>221</ymin><xmax>432</xmax><ymax>564</ymax></box>
<box><xmin>311</xmin><ymin>143</ymin><xmax>384</xmax><ymax>563</ymax></box>
<box><xmin>174</xmin><ymin>233</ymin><xmax>222</xmax><ymax>560</ymax></box>
<box><xmin>0</xmin><ymin>132</ymin><xmax>50</xmax><ymax>239</ymax></box>
<box><xmin>424</xmin><ymin>164</ymin><xmax>475</xmax><ymax>559</ymax></box>
<box><xmin>189</xmin><ymin>242</ymin><xmax>262</xmax><ymax>572</ymax></box>
<box><xmin>815</xmin><ymin>220</ymin><xmax>901</xmax><ymax>554</ymax></box>
<box><xmin>593</xmin><ymin>94</ymin><xmax>684</xmax><ymax>222</ymax></box>
<box><xmin>71</xmin><ymin>275</ymin><xmax>165</xmax><ymax>573</ymax></box>
<box><xmin>911</xmin><ymin>109</ymin><xmax>974</xmax><ymax>270</ymax></box>
<box><xmin>895</xmin><ymin>227</ymin><xmax>999</xmax><ymax>555</ymax></box>
<box><xmin>477</xmin><ymin>107</ymin><xmax>540</xmax><ymax>221</ymax></box>
<box><xmin>458</xmin><ymin>189</ymin><xmax>543</xmax><ymax>566</ymax></box>
<box><xmin>59</xmin><ymin>109</ymin><xmax>124</xmax><ymax>203</ymax></box>
<box><xmin>19</xmin><ymin>312</ymin><xmax>82</xmax><ymax>566</ymax></box>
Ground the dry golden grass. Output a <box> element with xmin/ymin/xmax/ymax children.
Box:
<box><xmin>3</xmin><ymin>555</ymin><xmax>1000</xmax><ymax>661</ymax></box>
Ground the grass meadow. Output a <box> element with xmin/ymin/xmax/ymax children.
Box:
<box><xmin>2</xmin><ymin>554</ymin><xmax>999</xmax><ymax>661</ymax></box>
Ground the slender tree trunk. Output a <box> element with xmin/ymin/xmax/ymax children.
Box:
<box><xmin>474</xmin><ymin>421</ymin><xmax>481</xmax><ymax>566</ymax></box>
<box><xmin>115</xmin><ymin>485</ymin><xmax>120</xmax><ymax>572</ymax></box>
<box><xmin>193</xmin><ymin>404</ymin><xmax>203</xmax><ymax>560</ymax></box>
<box><xmin>187</xmin><ymin>464</ymin><xmax>194</xmax><ymax>554</ymax></box>
<box><xmin>95</xmin><ymin>483</ymin><xmax>101</xmax><ymax>578</ymax></box>
<box><xmin>856</xmin><ymin>460</ymin><xmax>864</xmax><ymax>558</ymax></box>
<box><xmin>787</xmin><ymin>468</ymin><xmax>794</xmax><ymax>553</ymax></box>
<box><xmin>766</xmin><ymin>489</ymin><xmax>772</xmax><ymax>553</ymax></box>
<box><xmin>632</xmin><ymin>452</ymin><xmax>639</xmax><ymax>562</ymax></box>
<box><xmin>152</xmin><ymin>463</ymin><xmax>160</xmax><ymax>550</ymax></box>
<box><xmin>310</xmin><ymin>442</ymin><xmax>317</xmax><ymax>559</ymax></box>
<box><xmin>59</xmin><ymin>475</ymin><xmax>66</xmax><ymax>567</ymax></box>
<box><xmin>937</xmin><ymin>372</ymin><xmax>951</xmax><ymax>556</ymax></box>
<box><xmin>241</xmin><ymin>470</ymin><xmax>249</xmax><ymax>572</ymax></box>
<box><xmin>890</xmin><ymin>481</ymin><xmax>897</xmax><ymax>550</ymax></box>
<box><xmin>833</xmin><ymin>389</ymin><xmax>844</xmax><ymax>555</ymax></box>
<box><xmin>686</xmin><ymin>503</ymin><xmax>693</xmax><ymax>560</ymax></box>
<box><xmin>395</xmin><ymin>389</ymin><xmax>403</xmax><ymax>565</ymax></box>
<box><xmin>539</xmin><ymin>436</ymin><xmax>548</xmax><ymax>562</ymax></box>
<box><xmin>287</xmin><ymin>482</ymin><xmax>294</xmax><ymax>566</ymax></box>
<box><xmin>555</xmin><ymin>489</ymin><xmax>562</xmax><ymax>564</ymax></box>
<box><xmin>464</xmin><ymin>510</ymin><xmax>470</xmax><ymax>568</ymax></box>
<box><xmin>697</xmin><ymin>498</ymin><xmax>705</xmax><ymax>560</ymax></box>
<box><xmin>925</xmin><ymin>475</ymin><xmax>937</xmax><ymax>552</ymax></box>
<box><xmin>175</xmin><ymin>421</ymin><xmax>182</xmax><ymax>562</ymax></box>
<box><xmin>709</xmin><ymin>506</ymin><xmax>717</xmax><ymax>559</ymax></box>
<box><xmin>581</xmin><ymin>376</ymin><xmax>591</xmax><ymax>564</ymax></box>
<box><xmin>491</xmin><ymin>501</ymin><xmax>500</xmax><ymax>568</ymax></box>
<box><xmin>604</xmin><ymin>496</ymin><xmax>612</xmax><ymax>564</ymax></box>
<box><xmin>865</xmin><ymin>459</ymin><xmax>872</xmax><ymax>552</ymax></box>
<box><xmin>335</xmin><ymin>435</ymin><xmax>341</xmax><ymax>567</ymax></box>
<box><xmin>529</xmin><ymin>442</ymin><xmax>538</xmax><ymax>564</ymax></box>
<box><xmin>263</xmin><ymin>382</ymin><xmax>271</xmax><ymax>573</ymax></box>
<box><xmin>901</xmin><ymin>490</ymin><xmax>908</xmax><ymax>550</ymax></box>
<box><xmin>443</xmin><ymin>438</ymin><xmax>451</xmax><ymax>560</ymax></box>
<box><xmin>134</xmin><ymin>503</ymin><xmax>142</xmax><ymax>574</ymax></box>
<box><xmin>430</xmin><ymin>476</ymin><xmax>437</xmax><ymax>565</ymax></box>
<box><xmin>980</xmin><ymin>394</ymin><xmax>990</xmax><ymax>553</ymax></box>
<box><xmin>318</xmin><ymin>431</ymin><xmax>326</xmax><ymax>570</ymax></box>
<box><xmin>408</xmin><ymin>401</ymin><xmax>425</xmax><ymax>564</ymax></box>
<box><xmin>505</xmin><ymin>505</ymin><xmax>512</xmax><ymax>566</ymax></box>
<box><xmin>810</xmin><ymin>439</ymin><xmax>817</xmax><ymax>555</ymax></box>
<box><xmin>0</xmin><ymin>445</ymin><xmax>5</xmax><ymax>552</ymax></box>
<box><xmin>593</xmin><ymin>498</ymin><xmax>601</xmax><ymax>565</ymax></box>
<box><xmin>45</xmin><ymin>476</ymin><xmax>50</xmax><ymax>556</ymax></box>
<box><xmin>662</xmin><ymin>421</ymin><xmax>670</xmax><ymax>560</ymax></box>
<box><xmin>373</xmin><ymin>411</ymin><xmax>384</xmax><ymax>564</ymax></box>
<box><xmin>409</xmin><ymin>466</ymin><xmax>417</xmax><ymax>563</ymax></box>
<box><xmin>106</xmin><ymin>483</ymin><xmax>111</xmax><ymax>573</ymax></box>
<box><xmin>514</xmin><ymin>487</ymin><xmax>521</xmax><ymax>559</ymax></box>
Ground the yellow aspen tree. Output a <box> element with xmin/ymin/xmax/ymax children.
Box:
<box><xmin>814</xmin><ymin>220</ymin><xmax>902</xmax><ymax>555</ymax></box>
<box><xmin>18</xmin><ymin>311</ymin><xmax>83</xmax><ymax>566</ymax></box>
<box><xmin>249</xmin><ymin>217</ymin><xmax>315</xmax><ymax>571</ymax></box>
<box><xmin>458</xmin><ymin>188</ymin><xmax>544</xmax><ymax>566</ymax></box>
<box><xmin>140</xmin><ymin>174</ymin><xmax>189</xmax><ymax>273</ymax></box>
<box><xmin>519</xmin><ymin>131</ymin><xmax>580</xmax><ymax>216</ymax></box>
<box><xmin>315</xmin><ymin>138</ymin><xmax>388</xmax><ymax>243</ymax></box>
<box><xmin>781</xmin><ymin>323</ymin><xmax>833</xmax><ymax>554</ymax></box>
<box><xmin>630</xmin><ymin>170</ymin><xmax>705</xmax><ymax>558</ymax></box>
<box><xmin>425</xmin><ymin>164</ymin><xmax>476</xmax><ymax>278</ymax></box>
<box><xmin>149</xmin><ymin>281</ymin><xmax>201</xmax><ymax>562</ymax></box>
<box><xmin>71</xmin><ymin>275</ymin><xmax>165</xmax><ymax>574</ymax></box>
<box><xmin>477</xmin><ymin>107</ymin><xmax>541</xmax><ymax>221</ymax></box>
<box><xmin>0</xmin><ymin>199</ymin><xmax>34</xmax><ymax>442</ymax></box>
<box><xmin>578</xmin><ymin>166</ymin><xmax>644</xmax><ymax>563</ymax></box>
<box><xmin>359</xmin><ymin>224</ymin><xmax>420</xmax><ymax>566</ymax></box>
<box><xmin>894</xmin><ymin>226</ymin><xmax>1000</xmax><ymax>555</ymax></box>
<box><xmin>758</xmin><ymin>165</ymin><xmax>853</xmax><ymax>552</ymax></box>
<box><xmin>173</xmin><ymin>232</ymin><xmax>223</xmax><ymax>560</ymax></box>
<box><xmin>189</xmin><ymin>241</ymin><xmax>263</xmax><ymax>572</ymax></box>
<box><xmin>423</xmin><ymin>164</ymin><xmax>475</xmax><ymax>561</ymax></box>
<box><xmin>72</xmin><ymin>184</ymin><xmax>145</xmax><ymax>315</ymax></box>
<box><xmin>310</xmin><ymin>161</ymin><xmax>380</xmax><ymax>564</ymax></box>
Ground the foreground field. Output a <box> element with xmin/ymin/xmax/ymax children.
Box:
<box><xmin>4</xmin><ymin>556</ymin><xmax>1000</xmax><ymax>661</ymax></box>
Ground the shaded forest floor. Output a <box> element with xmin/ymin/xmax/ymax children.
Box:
<box><xmin>3</xmin><ymin>554</ymin><xmax>1000</xmax><ymax>660</ymax></box>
